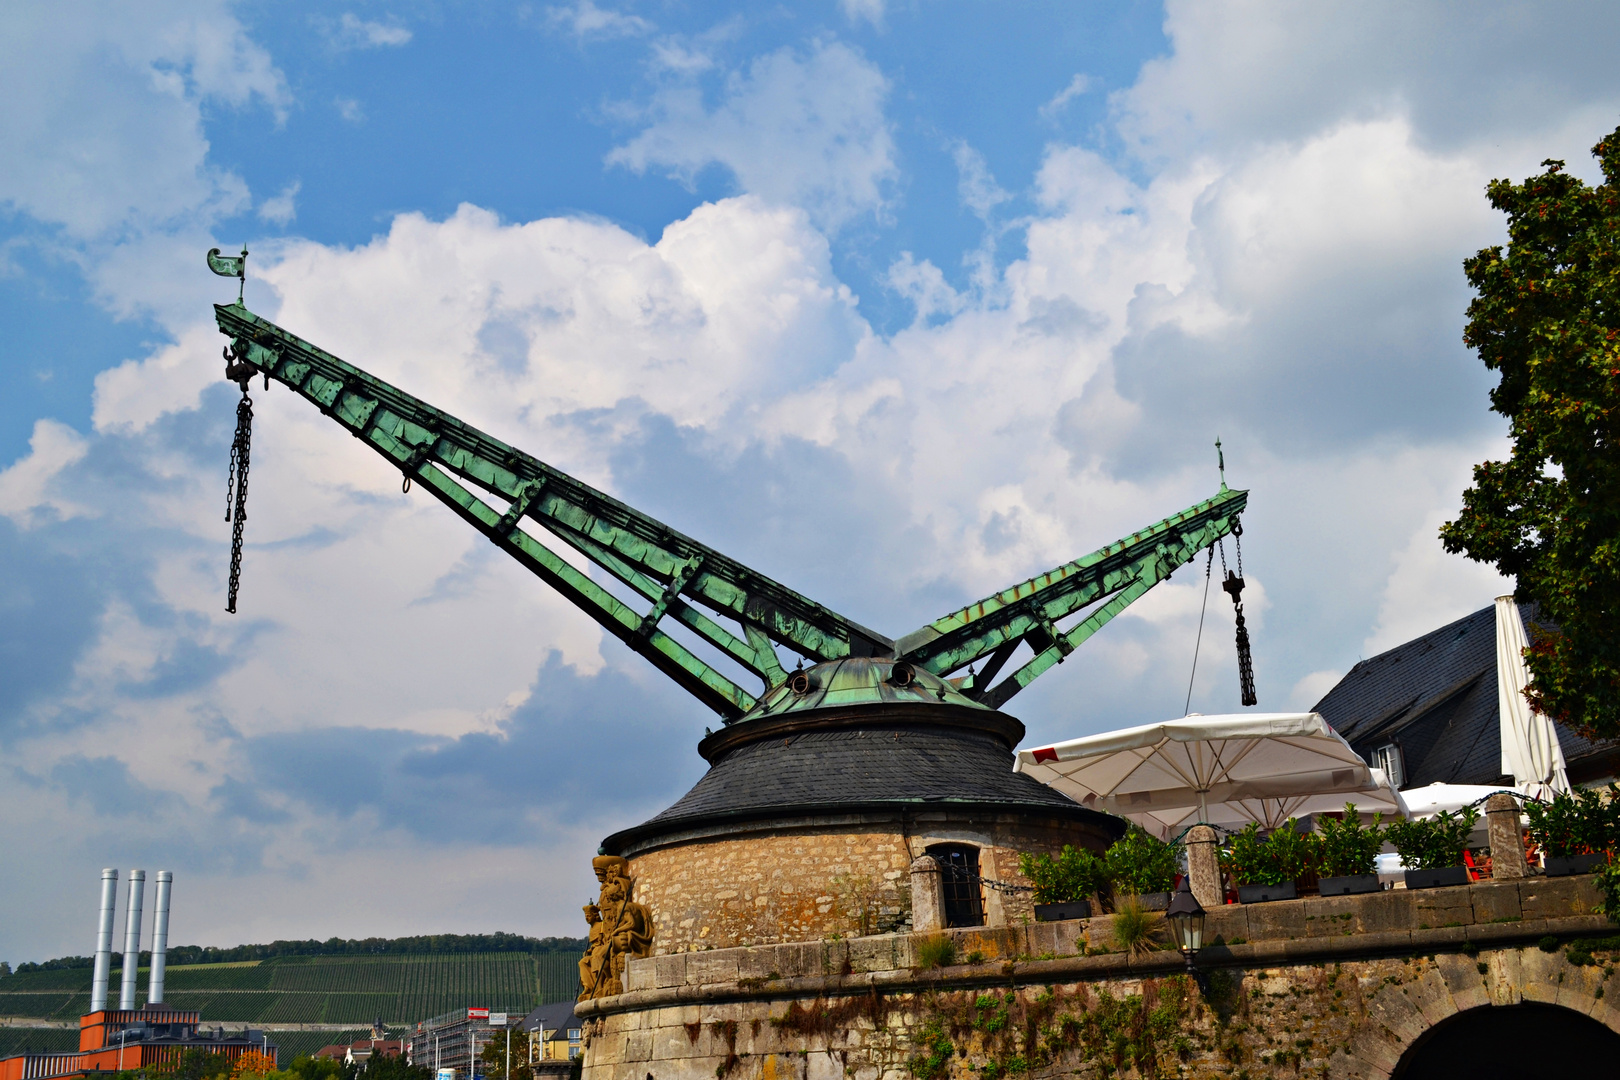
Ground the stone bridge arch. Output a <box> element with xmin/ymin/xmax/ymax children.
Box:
<box><xmin>1328</xmin><ymin>946</ymin><xmax>1620</xmax><ymax>1078</ymax></box>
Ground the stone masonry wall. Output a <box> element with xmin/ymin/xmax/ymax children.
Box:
<box><xmin>579</xmin><ymin>875</ymin><xmax>1617</xmax><ymax>1080</ymax></box>
<box><xmin>627</xmin><ymin>816</ymin><xmax>1106</xmax><ymax>954</ymax></box>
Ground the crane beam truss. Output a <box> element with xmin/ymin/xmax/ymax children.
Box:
<box><xmin>215</xmin><ymin>303</ymin><xmax>1247</xmax><ymax>720</ymax></box>
<box><xmin>891</xmin><ymin>487</ymin><xmax>1248</xmax><ymax>709</ymax></box>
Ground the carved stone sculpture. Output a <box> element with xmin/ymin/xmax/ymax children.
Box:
<box><xmin>578</xmin><ymin>855</ymin><xmax>654</xmax><ymax>1000</ymax></box>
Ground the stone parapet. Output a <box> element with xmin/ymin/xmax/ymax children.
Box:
<box><xmin>577</xmin><ymin>875</ymin><xmax>1619</xmax><ymax>1080</ymax></box>
<box><xmin>582</xmin><ymin>874</ymin><xmax>1607</xmax><ymax>1017</ymax></box>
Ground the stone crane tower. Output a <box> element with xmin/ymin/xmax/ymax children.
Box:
<box><xmin>212</xmin><ymin>299</ymin><xmax>1250</xmax><ymax>971</ymax></box>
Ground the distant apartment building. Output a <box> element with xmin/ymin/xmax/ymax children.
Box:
<box><xmin>408</xmin><ymin>1008</ymin><xmax>512</xmax><ymax>1079</ymax></box>
<box><xmin>521</xmin><ymin>1002</ymin><xmax>582</xmax><ymax>1071</ymax></box>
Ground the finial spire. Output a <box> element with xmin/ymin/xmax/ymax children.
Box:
<box><xmin>1215</xmin><ymin>437</ymin><xmax>1226</xmax><ymax>490</ymax></box>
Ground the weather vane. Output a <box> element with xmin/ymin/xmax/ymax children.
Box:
<box><xmin>207</xmin><ymin>244</ymin><xmax>248</xmax><ymax>304</ymax></box>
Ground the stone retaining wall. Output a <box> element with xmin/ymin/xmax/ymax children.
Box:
<box><xmin>578</xmin><ymin>876</ymin><xmax>1617</xmax><ymax>1080</ymax></box>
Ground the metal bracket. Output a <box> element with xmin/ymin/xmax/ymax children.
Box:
<box><xmin>1034</xmin><ymin>613</ymin><xmax>1074</xmax><ymax>659</ymax></box>
<box><xmin>636</xmin><ymin>557</ymin><xmax>705</xmax><ymax>640</ymax></box>
<box><xmin>402</xmin><ymin>439</ymin><xmax>439</xmax><ymax>474</ymax></box>
<box><xmin>496</xmin><ymin>478</ymin><xmax>546</xmax><ymax>536</ymax></box>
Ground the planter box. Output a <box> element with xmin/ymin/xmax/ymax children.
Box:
<box><xmin>1405</xmin><ymin>866</ymin><xmax>1469</xmax><ymax>890</ymax></box>
<box><xmin>1033</xmin><ymin>900</ymin><xmax>1092</xmax><ymax>921</ymax></box>
<box><xmin>1136</xmin><ymin>891</ymin><xmax>1170</xmax><ymax>911</ymax></box>
<box><xmin>1318</xmin><ymin>873</ymin><xmax>1381</xmax><ymax>896</ymax></box>
<box><xmin>1237</xmin><ymin>882</ymin><xmax>1297</xmax><ymax>904</ymax></box>
<box><xmin>1545</xmin><ymin>853</ymin><xmax>1605</xmax><ymax>877</ymax></box>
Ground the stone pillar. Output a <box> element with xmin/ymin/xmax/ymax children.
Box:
<box><xmin>1487</xmin><ymin>792</ymin><xmax>1530</xmax><ymax>880</ymax></box>
<box><xmin>1185</xmin><ymin>825</ymin><xmax>1224</xmax><ymax>909</ymax></box>
<box><xmin>910</xmin><ymin>855</ymin><xmax>945</xmax><ymax>933</ymax></box>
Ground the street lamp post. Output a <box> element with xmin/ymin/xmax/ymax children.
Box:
<box><xmin>1166</xmin><ymin>875</ymin><xmax>1206</xmax><ymax>979</ymax></box>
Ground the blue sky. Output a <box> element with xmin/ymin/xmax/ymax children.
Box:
<box><xmin>3</xmin><ymin>0</ymin><xmax>1619</xmax><ymax>963</ymax></box>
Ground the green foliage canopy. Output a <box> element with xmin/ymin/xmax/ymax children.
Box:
<box><xmin>11</xmin><ymin>933</ymin><xmax>587</xmax><ymax>974</ymax></box>
<box><xmin>1103</xmin><ymin>828</ymin><xmax>1179</xmax><ymax>895</ymax></box>
<box><xmin>1384</xmin><ymin>807</ymin><xmax>1480</xmax><ymax>870</ymax></box>
<box><xmin>1525</xmin><ymin>783</ymin><xmax>1620</xmax><ymax>857</ymax></box>
<box><xmin>1220</xmin><ymin>821</ymin><xmax>1322</xmax><ymax>887</ymax></box>
<box><xmin>479</xmin><ymin>1030</ymin><xmax>531</xmax><ymax>1080</ymax></box>
<box><xmin>1017</xmin><ymin>845</ymin><xmax>1109</xmax><ymax>904</ymax></box>
<box><xmin>1442</xmin><ymin>129</ymin><xmax>1620</xmax><ymax>738</ymax></box>
<box><xmin>1317</xmin><ymin>808</ymin><xmax>1386</xmax><ymax>878</ymax></box>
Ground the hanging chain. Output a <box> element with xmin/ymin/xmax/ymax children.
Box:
<box><xmin>225</xmin><ymin>386</ymin><xmax>253</xmax><ymax>613</ymax></box>
<box><xmin>221</xmin><ymin>342</ymin><xmax>261</xmax><ymax>614</ymax></box>
<box><xmin>1221</xmin><ymin>521</ymin><xmax>1257</xmax><ymax>706</ymax></box>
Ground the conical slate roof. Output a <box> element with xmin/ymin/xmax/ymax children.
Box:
<box><xmin>601</xmin><ymin>660</ymin><xmax>1124</xmax><ymax>855</ymax></box>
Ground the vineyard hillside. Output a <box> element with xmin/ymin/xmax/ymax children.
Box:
<box><xmin>0</xmin><ymin>953</ymin><xmax>580</xmax><ymax>1027</ymax></box>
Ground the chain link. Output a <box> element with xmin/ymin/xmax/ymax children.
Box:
<box><xmin>225</xmin><ymin>388</ymin><xmax>253</xmax><ymax>613</ymax></box>
<box><xmin>948</xmin><ymin>869</ymin><xmax>1034</xmax><ymax>894</ymax></box>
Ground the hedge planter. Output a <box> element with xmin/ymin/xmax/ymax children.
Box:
<box><xmin>1033</xmin><ymin>900</ymin><xmax>1092</xmax><ymax>921</ymax></box>
<box><xmin>1405</xmin><ymin>866</ymin><xmax>1469</xmax><ymax>890</ymax></box>
<box><xmin>1237</xmin><ymin>882</ymin><xmax>1297</xmax><ymax>904</ymax></box>
<box><xmin>1545</xmin><ymin>853</ymin><xmax>1606</xmax><ymax>877</ymax></box>
<box><xmin>1318</xmin><ymin>873</ymin><xmax>1381</xmax><ymax>896</ymax></box>
<box><xmin>1135</xmin><ymin>891</ymin><xmax>1171</xmax><ymax>911</ymax></box>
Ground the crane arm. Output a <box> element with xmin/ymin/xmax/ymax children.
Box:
<box><xmin>214</xmin><ymin>303</ymin><xmax>894</xmax><ymax>721</ymax></box>
<box><xmin>894</xmin><ymin>486</ymin><xmax>1248</xmax><ymax>709</ymax></box>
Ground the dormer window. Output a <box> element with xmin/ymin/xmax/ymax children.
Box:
<box><xmin>1373</xmin><ymin>743</ymin><xmax>1404</xmax><ymax>788</ymax></box>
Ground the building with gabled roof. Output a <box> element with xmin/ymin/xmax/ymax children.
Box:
<box><xmin>1312</xmin><ymin>601</ymin><xmax>1619</xmax><ymax>790</ymax></box>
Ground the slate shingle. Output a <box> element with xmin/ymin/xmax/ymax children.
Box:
<box><xmin>1311</xmin><ymin>603</ymin><xmax>1609</xmax><ymax>787</ymax></box>
<box><xmin>646</xmin><ymin>722</ymin><xmax>1087</xmax><ymax>825</ymax></box>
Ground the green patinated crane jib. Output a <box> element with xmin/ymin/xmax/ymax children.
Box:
<box><xmin>891</xmin><ymin>487</ymin><xmax>1247</xmax><ymax>707</ymax></box>
<box><xmin>213</xmin><ymin>302</ymin><xmax>1246</xmax><ymax>720</ymax></box>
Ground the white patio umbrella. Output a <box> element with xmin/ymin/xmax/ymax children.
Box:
<box><xmin>1015</xmin><ymin>712</ymin><xmax>1406</xmax><ymax>839</ymax></box>
<box><xmin>1112</xmin><ymin>769</ymin><xmax>1406</xmax><ymax>840</ymax></box>
<box><xmin>1398</xmin><ymin>782</ymin><xmax>1527</xmax><ymax>820</ymax></box>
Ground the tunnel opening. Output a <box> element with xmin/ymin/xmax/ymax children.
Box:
<box><xmin>1391</xmin><ymin>1001</ymin><xmax>1620</xmax><ymax>1079</ymax></box>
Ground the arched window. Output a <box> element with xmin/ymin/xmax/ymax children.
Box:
<box><xmin>924</xmin><ymin>843</ymin><xmax>984</xmax><ymax>927</ymax></box>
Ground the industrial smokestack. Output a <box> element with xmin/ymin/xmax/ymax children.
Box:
<box><xmin>119</xmin><ymin>870</ymin><xmax>146</xmax><ymax>1011</ymax></box>
<box><xmin>148</xmin><ymin>871</ymin><xmax>173</xmax><ymax>1005</ymax></box>
<box><xmin>90</xmin><ymin>869</ymin><xmax>119</xmax><ymax>1013</ymax></box>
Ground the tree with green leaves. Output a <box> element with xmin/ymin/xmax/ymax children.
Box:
<box><xmin>1441</xmin><ymin>128</ymin><xmax>1620</xmax><ymax>739</ymax></box>
<box><xmin>478</xmin><ymin>1029</ymin><xmax>531</xmax><ymax>1080</ymax></box>
<box><xmin>362</xmin><ymin>1051</ymin><xmax>432</xmax><ymax>1080</ymax></box>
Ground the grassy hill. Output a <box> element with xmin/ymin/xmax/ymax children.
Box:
<box><xmin>0</xmin><ymin>952</ymin><xmax>581</xmax><ymax>1028</ymax></box>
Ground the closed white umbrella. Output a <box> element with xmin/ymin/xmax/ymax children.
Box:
<box><xmin>1015</xmin><ymin>712</ymin><xmax>1405</xmax><ymax>839</ymax></box>
<box><xmin>1496</xmin><ymin>596</ymin><xmax>1571</xmax><ymax>800</ymax></box>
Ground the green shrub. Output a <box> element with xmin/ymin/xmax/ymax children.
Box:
<box><xmin>1526</xmin><ymin>784</ymin><xmax>1620</xmax><ymax>858</ymax></box>
<box><xmin>1385</xmin><ymin>808</ymin><xmax>1480</xmax><ymax>870</ymax></box>
<box><xmin>1104</xmin><ymin>828</ymin><xmax>1179</xmax><ymax>895</ymax></box>
<box><xmin>1018</xmin><ymin>844</ymin><xmax>1109</xmax><ymax>904</ymax></box>
<box><xmin>1596</xmin><ymin>862</ymin><xmax>1620</xmax><ymax>923</ymax></box>
<box><xmin>915</xmin><ymin>934</ymin><xmax>957</xmax><ymax>970</ymax></box>
<box><xmin>1221</xmin><ymin>820</ymin><xmax>1321</xmax><ymax>886</ymax></box>
<box><xmin>1318</xmin><ymin>807</ymin><xmax>1386</xmax><ymax>877</ymax></box>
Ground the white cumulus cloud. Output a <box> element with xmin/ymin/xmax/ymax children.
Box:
<box><xmin>545</xmin><ymin>0</ymin><xmax>653</xmax><ymax>40</ymax></box>
<box><xmin>324</xmin><ymin>12</ymin><xmax>412</xmax><ymax>50</ymax></box>
<box><xmin>257</xmin><ymin>180</ymin><xmax>300</xmax><ymax>226</ymax></box>
<box><xmin>609</xmin><ymin>41</ymin><xmax>898</xmax><ymax>231</ymax></box>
